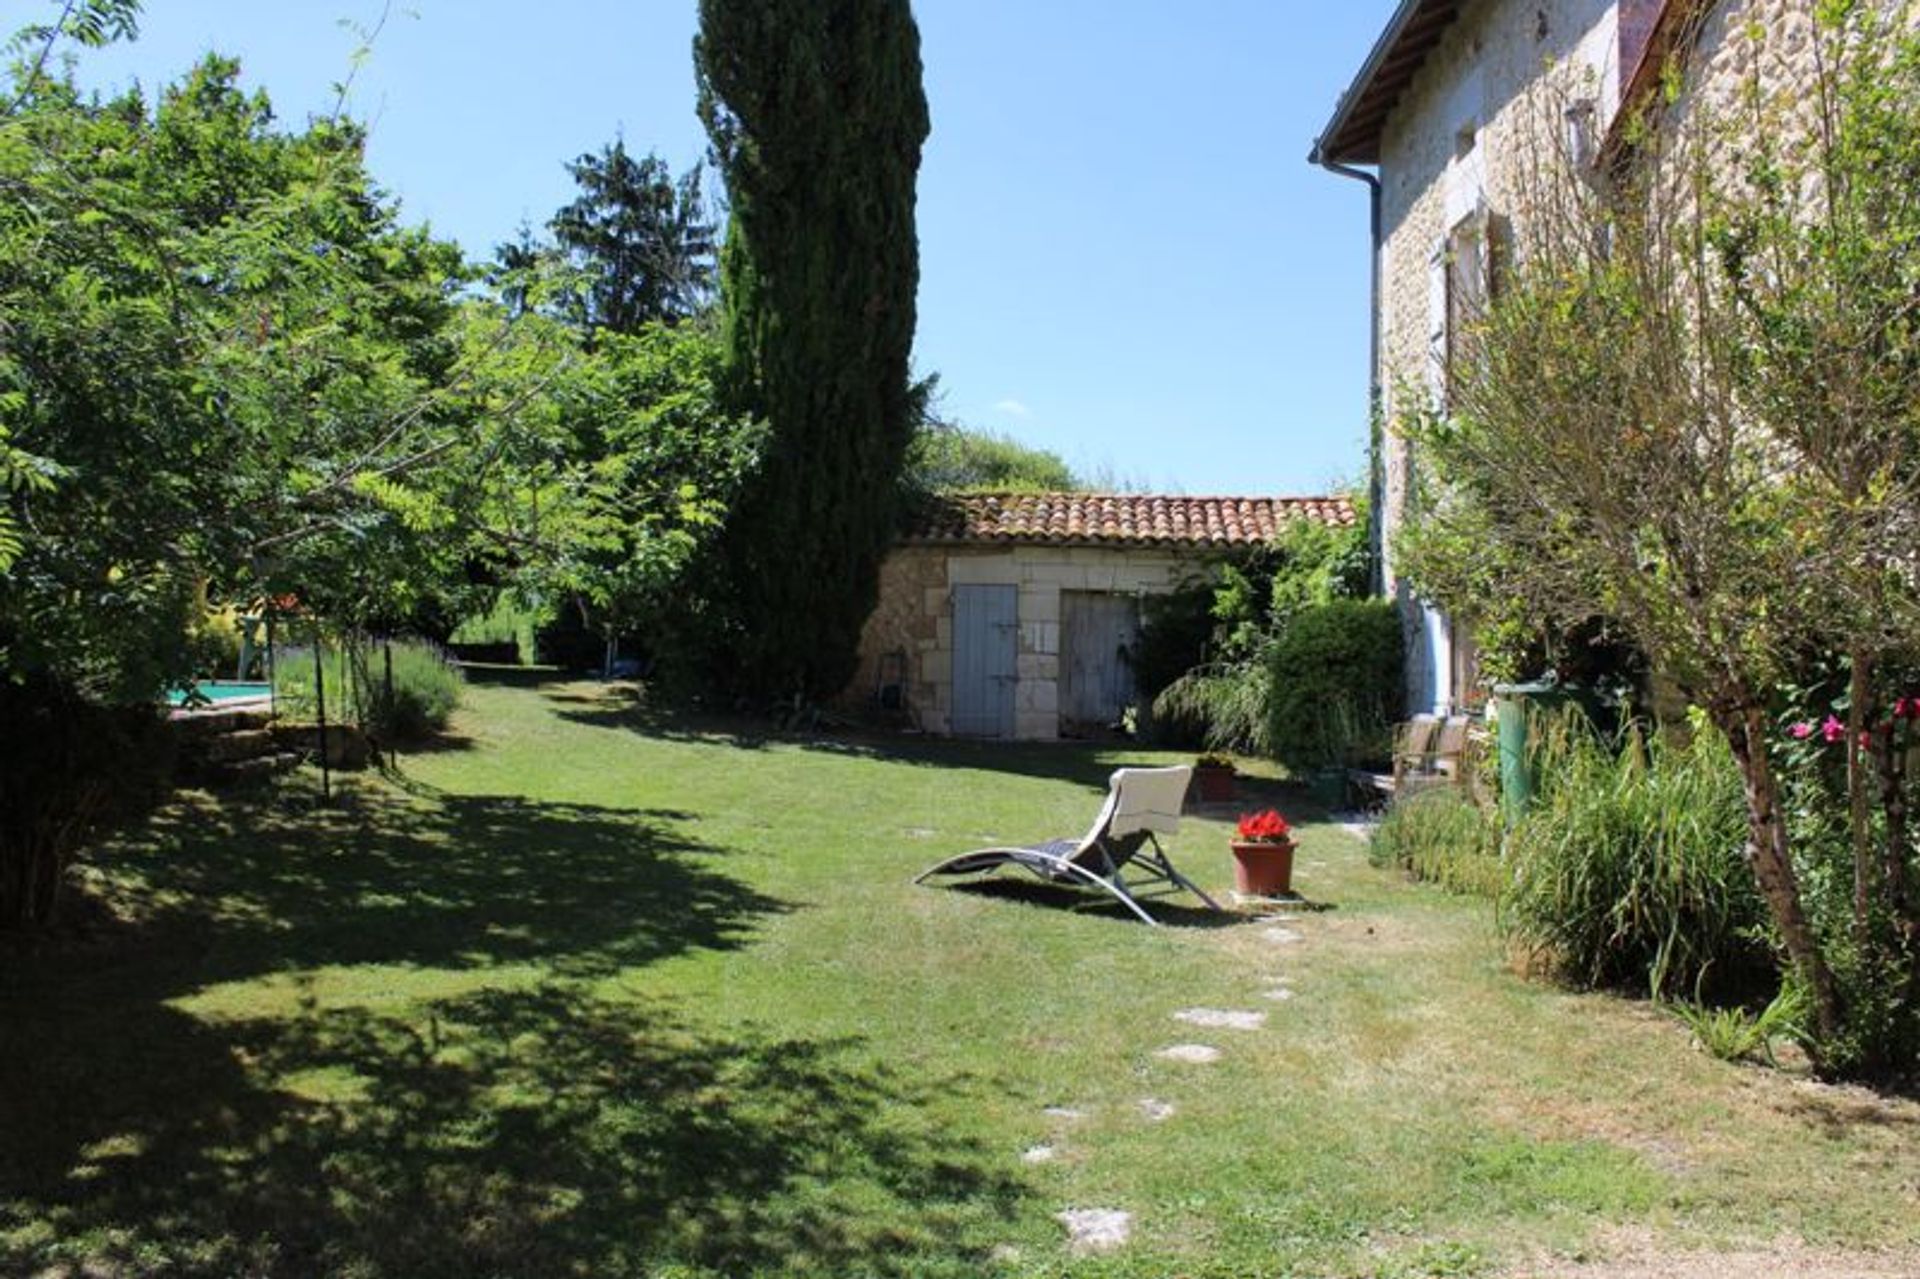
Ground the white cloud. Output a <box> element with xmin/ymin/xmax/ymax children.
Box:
<box><xmin>992</xmin><ymin>398</ymin><xmax>1033</xmax><ymax>418</ymax></box>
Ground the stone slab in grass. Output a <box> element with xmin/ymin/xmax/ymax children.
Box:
<box><xmin>1174</xmin><ymin>1008</ymin><xmax>1267</xmax><ymax>1031</ymax></box>
<box><xmin>1261</xmin><ymin>986</ymin><xmax>1296</xmax><ymax>1002</ymax></box>
<box><xmin>1137</xmin><ymin>1097</ymin><xmax>1176</xmax><ymax>1121</ymax></box>
<box><xmin>1155</xmin><ymin>1043</ymin><xmax>1222</xmax><ymax>1063</ymax></box>
<box><xmin>1043</xmin><ymin>1105</ymin><xmax>1086</xmax><ymax>1121</ymax></box>
<box><xmin>1021</xmin><ymin>1144</ymin><xmax>1057</xmax><ymax>1165</ymax></box>
<box><xmin>1057</xmin><ymin>1208</ymin><xmax>1133</xmax><ymax>1255</ymax></box>
<box><xmin>1263</xmin><ymin>926</ymin><xmax>1305</xmax><ymax>944</ymax></box>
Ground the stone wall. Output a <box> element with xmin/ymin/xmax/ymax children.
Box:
<box><xmin>844</xmin><ymin>544</ymin><xmax>950</xmax><ymax>726</ymax></box>
<box><xmin>1375</xmin><ymin>0</ymin><xmax>1620</xmax><ymax>592</ymax></box>
<box><xmin>1369</xmin><ymin>0</ymin><xmax>1830</xmax><ymax>711</ymax></box>
<box><xmin>846</xmin><ymin>543</ymin><xmax>1198</xmax><ymax>739</ymax></box>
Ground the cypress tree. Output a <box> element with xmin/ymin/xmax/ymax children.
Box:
<box><xmin>694</xmin><ymin>0</ymin><xmax>930</xmax><ymax>703</ymax></box>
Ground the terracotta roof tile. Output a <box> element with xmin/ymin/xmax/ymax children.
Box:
<box><xmin>906</xmin><ymin>493</ymin><xmax>1357</xmax><ymax>549</ymax></box>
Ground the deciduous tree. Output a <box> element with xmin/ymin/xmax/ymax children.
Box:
<box><xmin>1400</xmin><ymin>2</ymin><xmax>1920</xmax><ymax>1078</ymax></box>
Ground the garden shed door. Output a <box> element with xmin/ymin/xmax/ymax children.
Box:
<box><xmin>1061</xmin><ymin>591</ymin><xmax>1140</xmax><ymax>730</ymax></box>
<box><xmin>951</xmin><ymin>584</ymin><xmax>1017</xmax><ymax>738</ymax></box>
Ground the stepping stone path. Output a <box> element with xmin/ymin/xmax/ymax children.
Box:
<box><xmin>1336</xmin><ymin>810</ymin><xmax>1382</xmax><ymax>841</ymax></box>
<box><xmin>1174</xmin><ymin>1007</ymin><xmax>1267</xmax><ymax>1031</ymax></box>
<box><xmin>1045</xmin><ymin>920</ymin><xmax>1309</xmax><ymax>1256</ymax></box>
<box><xmin>1057</xmin><ymin>1208</ymin><xmax>1133</xmax><ymax>1255</ymax></box>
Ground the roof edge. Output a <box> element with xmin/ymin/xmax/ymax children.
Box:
<box><xmin>1312</xmin><ymin>0</ymin><xmax>1450</xmax><ymax>167</ymax></box>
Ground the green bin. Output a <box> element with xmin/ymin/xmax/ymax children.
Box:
<box><xmin>1492</xmin><ymin>681</ymin><xmax>1576</xmax><ymax>823</ymax></box>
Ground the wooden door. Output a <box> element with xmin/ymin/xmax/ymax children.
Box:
<box><xmin>1061</xmin><ymin>591</ymin><xmax>1140</xmax><ymax>730</ymax></box>
<box><xmin>951</xmin><ymin>584</ymin><xmax>1017</xmax><ymax>738</ymax></box>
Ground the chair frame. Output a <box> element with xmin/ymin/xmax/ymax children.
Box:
<box><xmin>914</xmin><ymin>768</ymin><xmax>1222</xmax><ymax>925</ymax></box>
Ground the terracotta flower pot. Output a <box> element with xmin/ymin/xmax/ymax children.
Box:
<box><xmin>1230</xmin><ymin>838</ymin><xmax>1296</xmax><ymax>897</ymax></box>
<box><xmin>1193</xmin><ymin>765</ymin><xmax>1236</xmax><ymax>803</ymax></box>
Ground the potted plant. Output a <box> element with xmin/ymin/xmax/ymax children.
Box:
<box><xmin>1192</xmin><ymin>752</ymin><xmax>1236</xmax><ymax>803</ymax></box>
<box><xmin>1230</xmin><ymin>808</ymin><xmax>1297</xmax><ymax>897</ymax></box>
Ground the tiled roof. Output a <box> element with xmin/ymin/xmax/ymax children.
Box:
<box><xmin>906</xmin><ymin>493</ymin><xmax>1357</xmax><ymax>549</ymax></box>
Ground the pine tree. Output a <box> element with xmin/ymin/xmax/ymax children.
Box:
<box><xmin>694</xmin><ymin>0</ymin><xmax>930</xmax><ymax>702</ymax></box>
<box><xmin>549</xmin><ymin>141</ymin><xmax>715</xmax><ymax>335</ymax></box>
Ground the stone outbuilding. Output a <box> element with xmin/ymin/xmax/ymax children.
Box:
<box><xmin>844</xmin><ymin>492</ymin><xmax>1356</xmax><ymax>740</ymax></box>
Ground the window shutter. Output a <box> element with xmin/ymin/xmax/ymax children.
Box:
<box><xmin>1485</xmin><ymin>211</ymin><xmax>1512</xmax><ymax>300</ymax></box>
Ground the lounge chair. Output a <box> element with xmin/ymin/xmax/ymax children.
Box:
<box><xmin>1396</xmin><ymin>714</ymin><xmax>1472</xmax><ymax>791</ymax></box>
<box><xmin>913</xmin><ymin>765</ymin><xmax>1222</xmax><ymax>925</ymax></box>
<box><xmin>1350</xmin><ymin>713</ymin><xmax>1437</xmax><ymax>804</ymax></box>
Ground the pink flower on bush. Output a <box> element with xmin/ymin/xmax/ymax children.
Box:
<box><xmin>1790</xmin><ymin>721</ymin><xmax>1816</xmax><ymax>740</ymax></box>
<box><xmin>1822</xmin><ymin>715</ymin><xmax>1847</xmax><ymax>744</ymax></box>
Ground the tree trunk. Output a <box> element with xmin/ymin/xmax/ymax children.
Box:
<box><xmin>1848</xmin><ymin>650</ymin><xmax>1876</xmax><ymax>948</ymax></box>
<box><xmin>1720</xmin><ymin>704</ymin><xmax>1841</xmax><ymax>1055</ymax></box>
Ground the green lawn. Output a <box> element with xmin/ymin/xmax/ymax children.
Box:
<box><xmin>4</xmin><ymin>680</ymin><xmax>1917</xmax><ymax>1278</ymax></box>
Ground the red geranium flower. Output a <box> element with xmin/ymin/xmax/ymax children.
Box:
<box><xmin>1236</xmin><ymin>809</ymin><xmax>1291</xmax><ymax>843</ymax></box>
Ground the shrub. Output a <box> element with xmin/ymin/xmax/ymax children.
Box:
<box><xmin>1372</xmin><ymin>787</ymin><xmax>1505</xmax><ymax>898</ymax></box>
<box><xmin>1499</xmin><ymin>712</ymin><xmax>1768</xmax><ymax>1000</ymax></box>
<box><xmin>1151</xmin><ymin>661</ymin><xmax>1274</xmax><ymax>755</ymax></box>
<box><xmin>1668</xmin><ymin>985</ymin><xmax>1807</xmax><ymax>1065</ymax></box>
<box><xmin>185</xmin><ymin>601</ymin><xmax>247</xmax><ymax>680</ymax></box>
<box><xmin>1265</xmin><ymin>599</ymin><xmax>1403</xmax><ymax>771</ymax></box>
<box><xmin>1132</xmin><ymin>578</ymin><xmax>1219</xmax><ymax>723</ymax></box>
<box><xmin>275</xmin><ymin>638</ymin><xmax>463</xmax><ymax>743</ymax></box>
<box><xmin>0</xmin><ymin>676</ymin><xmax>175</xmax><ymax>930</ymax></box>
<box><xmin>451</xmin><ymin>596</ymin><xmax>550</xmax><ymax>667</ymax></box>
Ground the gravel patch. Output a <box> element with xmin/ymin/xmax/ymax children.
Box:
<box><xmin>1057</xmin><ymin>1208</ymin><xmax>1133</xmax><ymax>1255</ymax></box>
<box><xmin>1174</xmin><ymin>1008</ymin><xmax>1267</xmax><ymax>1031</ymax></box>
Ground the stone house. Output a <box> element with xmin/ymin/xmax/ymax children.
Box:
<box><xmin>1311</xmin><ymin>0</ymin><xmax>1826</xmax><ymax>714</ymax></box>
<box><xmin>845</xmin><ymin>492</ymin><xmax>1355</xmax><ymax>739</ymax></box>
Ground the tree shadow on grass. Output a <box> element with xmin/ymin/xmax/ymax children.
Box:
<box><xmin>1</xmin><ymin>983</ymin><xmax>1027</xmax><ymax>1278</ymax></box>
<box><xmin>1</xmin><ymin>787</ymin><xmax>1030</xmax><ymax>1275</ymax></box>
<box><xmin>78</xmin><ymin>784</ymin><xmax>786</xmax><ymax>981</ymax></box>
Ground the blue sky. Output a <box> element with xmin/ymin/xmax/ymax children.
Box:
<box><xmin>54</xmin><ymin>1</ymin><xmax>1396</xmax><ymax>497</ymax></box>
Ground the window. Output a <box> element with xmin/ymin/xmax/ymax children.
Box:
<box><xmin>1429</xmin><ymin>207</ymin><xmax>1504</xmax><ymax>409</ymax></box>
